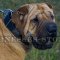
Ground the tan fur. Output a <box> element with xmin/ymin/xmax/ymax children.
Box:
<box><xmin>0</xmin><ymin>19</ymin><xmax>26</xmax><ymax>60</ymax></box>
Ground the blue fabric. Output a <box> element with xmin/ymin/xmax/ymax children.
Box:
<box><xmin>3</xmin><ymin>9</ymin><xmax>20</xmax><ymax>38</ymax></box>
<box><xmin>3</xmin><ymin>9</ymin><xmax>15</xmax><ymax>31</ymax></box>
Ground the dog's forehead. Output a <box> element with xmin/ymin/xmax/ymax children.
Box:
<box><xmin>38</xmin><ymin>3</ymin><xmax>53</xmax><ymax>11</ymax></box>
<box><xmin>37</xmin><ymin>3</ymin><xmax>54</xmax><ymax>16</ymax></box>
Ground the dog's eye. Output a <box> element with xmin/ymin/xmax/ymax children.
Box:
<box><xmin>32</xmin><ymin>17</ymin><xmax>39</xmax><ymax>24</ymax></box>
<box><xmin>49</xmin><ymin>12</ymin><xmax>54</xmax><ymax>19</ymax></box>
<box><xmin>51</xmin><ymin>15</ymin><xmax>54</xmax><ymax>19</ymax></box>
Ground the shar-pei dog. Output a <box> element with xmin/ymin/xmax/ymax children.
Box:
<box><xmin>12</xmin><ymin>3</ymin><xmax>57</xmax><ymax>50</ymax></box>
<box><xmin>0</xmin><ymin>3</ymin><xmax>57</xmax><ymax>60</ymax></box>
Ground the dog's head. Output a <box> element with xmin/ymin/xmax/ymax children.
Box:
<box><xmin>12</xmin><ymin>3</ymin><xmax>57</xmax><ymax>50</ymax></box>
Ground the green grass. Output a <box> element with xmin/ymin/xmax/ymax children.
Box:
<box><xmin>25</xmin><ymin>37</ymin><xmax>60</xmax><ymax>60</ymax></box>
<box><xmin>0</xmin><ymin>0</ymin><xmax>60</xmax><ymax>60</ymax></box>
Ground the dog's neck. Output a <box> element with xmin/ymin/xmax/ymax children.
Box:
<box><xmin>3</xmin><ymin>9</ymin><xmax>31</xmax><ymax>51</ymax></box>
<box><xmin>3</xmin><ymin>9</ymin><xmax>20</xmax><ymax>38</ymax></box>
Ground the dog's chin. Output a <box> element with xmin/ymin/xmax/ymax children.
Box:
<box><xmin>32</xmin><ymin>37</ymin><xmax>55</xmax><ymax>50</ymax></box>
<box><xmin>32</xmin><ymin>41</ymin><xmax>53</xmax><ymax>50</ymax></box>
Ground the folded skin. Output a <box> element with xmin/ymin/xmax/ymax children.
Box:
<box><xmin>0</xmin><ymin>19</ymin><xmax>26</xmax><ymax>60</ymax></box>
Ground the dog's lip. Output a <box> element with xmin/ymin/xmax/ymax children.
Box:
<box><xmin>32</xmin><ymin>36</ymin><xmax>55</xmax><ymax>50</ymax></box>
<box><xmin>25</xmin><ymin>32</ymin><xmax>56</xmax><ymax>50</ymax></box>
<box><xmin>32</xmin><ymin>40</ymin><xmax>53</xmax><ymax>50</ymax></box>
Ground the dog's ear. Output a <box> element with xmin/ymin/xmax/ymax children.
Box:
<box><xmin>17</xmin><ymin>5</ymin><xmax>28</xmax><ymax>15</ymax></box>
<box><xmin>12</xmin><ymin>5</ymin><xmax>28</xmax><ymax>24</ymax></box>
<box><xmin>46</xmin><ymin>3</ymin><xmax>53</xmax><ymax>9</ymax></box>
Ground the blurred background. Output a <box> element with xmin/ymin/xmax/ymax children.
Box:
<box><xmin>0</xmin><ymin>0</ymin><xmax>60</xmax><ymax>60</ymax></box>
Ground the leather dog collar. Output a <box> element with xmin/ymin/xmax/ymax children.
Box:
<box><xmin>1</xmin><ymin>9</ymin><xmax>21</xmax><ymax>38</ymax></box>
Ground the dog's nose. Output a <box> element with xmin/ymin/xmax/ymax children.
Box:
<box><xmin>46</xmin><ymin>22</ymin><xmax>57</xmax><ymax>33</ymax></box>
<box><xmin>46</xmin><ymin>22</ymin><xmax>57</xmax><ymax>42</ymax></box>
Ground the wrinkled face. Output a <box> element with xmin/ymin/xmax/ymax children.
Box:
<box><xmin>12</xmin><ymin>3</ymin><xmax>57</xmax><ymax>50</ymax></box>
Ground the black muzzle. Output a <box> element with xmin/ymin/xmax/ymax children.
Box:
<box><xmin>32</xmin><ymin>20</ymin><xmax>57</xmax><ymax>50</ymax></box>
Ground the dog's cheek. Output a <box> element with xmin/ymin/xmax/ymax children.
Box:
<box><xmin>28</xmin><ymin>23</ymin><xmax>37</xmax><ymax>35</ymax></box>
<box><xmin>29</xmin><ymin>27</ymin><xmax>36</xmax><ymax>35</ymax></box>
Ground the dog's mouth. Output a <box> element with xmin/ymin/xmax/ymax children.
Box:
<box><xmin>22</xmin><ymin>31</ymin><xmax>57</xmax><ymax>50</ymax></box>
<box><xmin>32</xmin><ymin>36</ymin><xmax>56</xmax><ymax>50</ymax></box>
